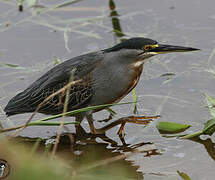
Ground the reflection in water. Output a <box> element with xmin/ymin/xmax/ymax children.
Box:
<box><xmin>13</xmin><ymin>125</ymin><xmax>160</xmax><ymax>179</ymax></box>
<box><xmin>109</xmin><ymin>0</ymin><xmax>125</xmax><ymax>39</ymax></box>
<box><xmin>190</xmin><ymin>137</ymin><xmax>215</xmax><ymax>161</ymax></box>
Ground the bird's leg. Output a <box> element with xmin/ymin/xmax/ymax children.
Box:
<box><xmin>75</xmin><ymin>114</ymin><xmax>84</xmax><ymax>134</ymax></box>
<box><xmin>93</xmin><ymin>115</ymin><xmax>160</xmax><ymax>135</ymax></box>
<box><xmin>117</xmin><ymin>115</ymin><xmax>160</xmax><ymax>135</ymax></box>
<box><xmin>86</xmin><ymin>113</ymin><xmax>96</xmax><ymax>134</ymax></box>
<box><xmin>85</xmin><ymin>111</ymin><xmax>160</xmax><ymax>135</ymax></box>
<box><xmin>98</xmin><ymin>108</ymin><xmax>116</xmax><ymax>123</ymax></box>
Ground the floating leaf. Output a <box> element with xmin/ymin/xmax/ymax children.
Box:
<box><xmin>163</xmin><ymin>95</ymin><xmax>215</xmax><ymax>139</ymax></box>
<box><xmin>157</xmin><ymin>121</ymin><xmax>191</xmax><ymax>134</ymax></box>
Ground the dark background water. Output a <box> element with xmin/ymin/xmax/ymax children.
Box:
<box><xmin>0</xmin><ymin>0</ymin><xmax>215</xmax><ymax>179</ymax></box>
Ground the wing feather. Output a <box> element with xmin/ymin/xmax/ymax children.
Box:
<box><xmin>4</xmin><ymin>51</ymin><xmax>103</xmax><ymax>116</ymax></box>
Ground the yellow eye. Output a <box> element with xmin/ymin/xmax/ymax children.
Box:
<box><xmin>143</xmin><ymin>45</ymin><xmax>151</xmax><ymax>51</ymax></box>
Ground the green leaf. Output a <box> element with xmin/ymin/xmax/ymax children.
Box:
<box><xmin>162</xmin><ymin>95</ymin><xmax>215</xmax><ymax>139</ymax></box>
<box><xmin>205</xmin><ymin>93</ymin><xmax>215</xmax><ymax>118</ymax></box>
<box><xmin>180</xmin><ymin>119</ymin><xmax>215</xmax><ymax>139</ymax></box>
<box><xmin>31</xmin><ymin>138</ymin><xmax>42</xmax><ymax>154</ymax></box>
<box><xmin>38</xmin><ymin>102</ymin><xmax>134</xmax><ymax>122</ymax></box>
<box><xmin>157</xmin><ymin>121</ymin><xmax>191</xmax><ymax>134</ymax></box>
<box><xmin>180</xmin><ymin>130</ymin><xmax>203</xmax><ymax>139</ymax></box>
<box><xmin>177</xmin><ymin>170</ymin><xmax>191</xmax><ymax>180</ymax></box>
<box><xmin>202</xmin><ymin>118</ymin><xmax>215</xmax><ymax>136</ymax></box>
<box><xmin>28</xmin><ymin>121</ymin><xmax>78</xmax><ymax>126</ymax></box>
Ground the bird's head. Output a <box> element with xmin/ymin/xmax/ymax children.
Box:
<box><xmin>104</xmin><ymin>37</ymin><xmax>199</xmax><ymax>66</ymax></box>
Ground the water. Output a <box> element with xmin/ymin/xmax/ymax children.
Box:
<box><xmin>0</xmin><ymin>0</ymin><xmax>215</xmax><ymax>179</ymax></box>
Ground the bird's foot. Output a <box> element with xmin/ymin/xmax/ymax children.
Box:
<box><xmin>89</xmin><ymin>115</ymin><xmax>160</xmax><ymax>135</ymax></box>
<box><xmin>117</xmin><ymin>115</ymin><xmax>161</xmax><ymax>136</ymax></box>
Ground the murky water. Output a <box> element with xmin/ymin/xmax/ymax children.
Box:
<box><xmin>0</xmin><ymin>0</ymin><xmax>215</xmax><ymax>179</ymax></box>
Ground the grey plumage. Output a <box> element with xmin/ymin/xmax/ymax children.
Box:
<box><xmin>4</xmin><ymin>37</ymin><xmax>199</xmax><ymax>134</ymax></box>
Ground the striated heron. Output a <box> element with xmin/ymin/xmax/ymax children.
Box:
<box><xmin>4</xmin><ymin>37</ymin><xmax>199</xmax><ymax>134</ymax></box>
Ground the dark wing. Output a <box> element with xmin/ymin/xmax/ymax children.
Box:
<box><xmin>28</xmin><ymin>81</ymin><xmax>93</xmax><ymax>115</ymax></box>
<box><xmin>4</xmin><ymin>52</ymin><xmax>103</xmax><ymax>116</ymax></box>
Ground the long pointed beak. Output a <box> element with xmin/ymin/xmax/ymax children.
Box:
<box><xmin>151</xmin><ymin>44</ymin><xmax>200</xmax><ymax>54</ymax></box>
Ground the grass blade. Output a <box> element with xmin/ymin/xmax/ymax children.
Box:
<box><xmin>31</xmin><ymin>138</ymin><xmax>42</xmax><ymax>154</ymax></box>
<box><xmin>38</xmin><ymin>102</ymin><xmax>134</xmax><ymax>122</ymax></box>
<box><xmin>53</xmin><ymin>0</ymin><xmax>83</xmax><ymax>9</ymax></box>
<box><xmin>132</xmin><ymin>89</ymin><xmax>138</xmax><ymax>114</ymax></box>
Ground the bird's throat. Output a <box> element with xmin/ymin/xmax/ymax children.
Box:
<box><xmin>133</xmin><ymin>60</ymin><xmax>145</xmax><ymax>68</ymax></box>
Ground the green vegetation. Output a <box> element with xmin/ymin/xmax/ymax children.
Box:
<box><xmin>0</xmin><ymin>1</ymin><xmax>214</xmax><ymax>180</ymax></box>
<box><xmin>157</xmin><ymin>93</ymin><xmax>215</xmax><ymax>139</ymax></box>
<box><xmin>157</xmin><ymin>121</ymin><xmax>191</xmax><ymax>134</ymax></box>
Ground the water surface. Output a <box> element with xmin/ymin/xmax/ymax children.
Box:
<box><xmin>0</xmin><ymin>0</ymin><xmax>215</xmax><ymax>179</ymax></box>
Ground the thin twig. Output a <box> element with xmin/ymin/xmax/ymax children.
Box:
<box><xmin>52</xmin><ymin>69</ymin><xmax>76</xmax><ymax>156</ymax></box>
<box><xmin>1</xmin><ymin>121</ymin><xmax>78</xmax><ymax>133</ymax></box>
<box><xmin>2</xmin><ymin>102</ymin><xmax>133</xmax><ymax>134</ymax></box>
<box><xmin>10</xmin><ymin>79</ymin><xmax>82</xmax><ymax>137</ymax></box>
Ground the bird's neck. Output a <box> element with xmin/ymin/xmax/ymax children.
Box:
<box><xmin>133</xmin><ymin>60</ymin><xmax>145</xmax><ymax>68</ymax></box>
